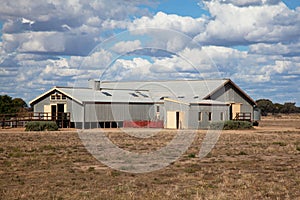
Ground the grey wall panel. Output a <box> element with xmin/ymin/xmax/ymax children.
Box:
<box><xmin>189</xmin><ymin>105</ymin><xmax>229</xmax><ymax>129</ymax></box>
<box><xmin>84</xmin><ymin>103</ymin><xmax>154</xmax><ymax>122</ymax></box>
<box><xmin>68</xmin><ymin>100</ymin><xmax>83</xmax><ymax>122</ymax></box>
<box><xmin>33</xmin><ymin>96</ymin><xmax>50</xmax><ymax>113</ymax></box>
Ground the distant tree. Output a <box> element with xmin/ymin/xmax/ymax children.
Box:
<box><xmin>256</xmin><ymin>99</ymin><xmax>300</xmax><ymax>114</ymax></box>
<box><xmin>0</xmin><ymin>95</ymin><xmax>28</xmax><ymax>114</ymax></box>
<box><xmin>0</xmin><ymin>95</ymin><xmax>13</xmax><ymax>114</ymax></box>
<box><xmin>280</xmin><ymin>102</ymin><xmax>297</xmax><ymax>114</ymax></box>
<box><xmin>12</xmin><ymin>98</ymin><xmax>28</xmax><ymax>113</ymax></box>
<box><xmin>256</xmin><ymin>99</ymin><xmax>274</xmax><ymax>116</ymax></box>
<box><xmin>273</xmin><ymin>103</ymin><xmax>283</xmax><ymax>114</ymax></box>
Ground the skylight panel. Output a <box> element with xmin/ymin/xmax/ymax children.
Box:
<box><xmin>130</xmin><ymin>93</ymin><xmax>139</xmax><ymax>97</ymax></box>
<box><xmin>136</xmin><ymin>92</ymin><xmax>149</xmax><ymax>98</ymax></box>
<box><xmin>102</xmin><ymin>91</ymin><xmax>112</xmax><ymax>96</ymax></box>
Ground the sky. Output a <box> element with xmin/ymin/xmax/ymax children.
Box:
<box><xmin>0</xmin><ymin>0</ymin><xmax>299</xmax><ymax>105</ymax></box>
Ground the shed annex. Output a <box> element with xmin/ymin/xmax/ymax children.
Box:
<box><xmin>30</xmin><ymin>79</ymin><xmax>259</xmax><ymax>129</ymax></box>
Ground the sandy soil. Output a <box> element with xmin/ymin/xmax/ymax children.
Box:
<box><xmin>0</xmin><ymin>115</ymin><xmax>300</xmax><ymax>199</ymax></box>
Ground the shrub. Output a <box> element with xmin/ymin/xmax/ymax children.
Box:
<box><xmin>188</xmin><ymin>153</ymin><xmax>196</xmax><ymax>158</ymax></box>
<box><xmin>210</xmin><ymin>120</ymin><xmax>253</xmax><ymax>130</ymax></box>
<box><xmin>25</xmin><ymin>121</ymin><xmax>58</xmax><ymax>131</ymax></box>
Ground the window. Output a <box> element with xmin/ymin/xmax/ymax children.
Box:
<box><xmin>156</xmin><ymin>106</ymin><xmax>160</xmax><ymax>113</ymax></box>
<box><xmin>220</xmin><ymin>112</ymin><xmax>224</xmax><ymax>121</ymax></box>
<box><xmin>208</xmin><ymin>112</ymin><xmax>212</xmax><ymax>121</ymax></box>
<box><xmin>50</xmin><ymin>93</ymin><xmax>67</xmax><ymax>101</ymax></box>
<box><xmin>198</xmin><ymin>112</ymin><xmax>202</xmax><ymax>121</ymax></box>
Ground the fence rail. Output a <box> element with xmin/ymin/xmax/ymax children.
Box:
<box><xmin>1</xmin><ymin>112</ymin><xmax>71</xmax><ymax>128</ymax></box>
<box><xmin>234</xmin><ymin>112</ymin><xmax>252</xmax><ymax>121</ymax></box>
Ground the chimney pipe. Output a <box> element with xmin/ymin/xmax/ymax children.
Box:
<box><xmin>88</xmin><ymin>79</ymin><xmax>100</xmax><ymax>90</ymax></box>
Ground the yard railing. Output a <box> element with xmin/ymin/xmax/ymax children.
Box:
<box><xmin>1</xmin><ymin>112</ymin><xmax>71</xmax><ymax>128</ymax></box>
<box><xmin>234</xmin><ymin>112</ymin><xmax>252</xmax><ymax>121</ymax></box>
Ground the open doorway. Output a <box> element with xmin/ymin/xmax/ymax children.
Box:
<box><xmin>51</xmin><ymin>105</ymin><xmax>56</xmax><ymax>120</ymax></box>
<box><xmin>176</xmin><ymin>111</ymin><xmax>180</xmax><ymax>129</ymax></box>
<box><xmin>57</xmin><ymin>104</ymin><xmax>65</xmax><ymax>120</ymax></box>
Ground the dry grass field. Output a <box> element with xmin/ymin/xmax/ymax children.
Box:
<box><xmin>1</xmin><ymin>115</ymin><xmax>300</xmax><ymax>199</ymax></box>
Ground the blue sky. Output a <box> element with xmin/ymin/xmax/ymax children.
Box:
<box><xmin>0</xmin><ymin>0</ymin><xmax>299</xmax><ymax>105</ymax></box>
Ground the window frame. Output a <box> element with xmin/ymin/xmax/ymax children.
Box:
<box><xmin>198</xmin><ymin>112</ymin><xmax>202</xmax><ymax>121</ymax></box>
<box><xmin>208</xmin><ymin>112</ymin><xmax>212</xmax><ymax>121</ymax></box>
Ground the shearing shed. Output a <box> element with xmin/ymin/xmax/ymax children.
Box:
<box><xmin>30</xmin><ymin>79</ymin><xmax>260</xmax><ymax>129</ymax></box>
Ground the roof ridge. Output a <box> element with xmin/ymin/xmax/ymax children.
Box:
<box><xmin>101</xmin><ymin>78</ymin><xmax>230</xmax><ymax>84</ymax></box>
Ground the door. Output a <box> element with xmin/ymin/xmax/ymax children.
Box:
<box><xmin>166</xmin><ymin>111</ymin><xmax>176</xmax><ymax>129</ymax></box>
<box><xmin>51</xmin><ymin>105</ymin><xmax>56</xmax><ymax>120</ymax></box>
<box><xmin>57</xmin><ymin>104</ymin><xmax>65</xmax><ymax>120</ymax></box>
<box><xmin>44</xmin><ymin>105</ymin><xmax>51</xmax><ymax>120</ymax></box>
<box><xmin>166</xmin><ymin>111</ymin><xmax>183</xmax><ymax>129</ymax></box>
<box><xmin>232</xmin><ymin>103</ymin><xmax>241</xmax><ymax>120</ymax></box>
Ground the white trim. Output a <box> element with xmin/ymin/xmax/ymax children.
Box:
<box><xmin>164</xmin><ymin>98</ymin><xmax>190</xmax><ymax>106</ymax></box>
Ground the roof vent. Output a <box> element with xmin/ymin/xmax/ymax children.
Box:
<box><xmin>88</xmin><ymin>79</ymin><xmax>100</xmax><ymax>90</ymax></box>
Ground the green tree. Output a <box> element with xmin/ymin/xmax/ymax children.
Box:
<box><xmin>12</xmin><ymin>98</ymin><xmax>27</xmax><ymax>113</ymax></box>
<box><xmin>0</xmin><ymin>95</ymin><xmax>13</xmax><ymax>114</ymax></box>
<box><xmin>281</xmin><ymin>102</ymin><xmax>297</xmax><ymax>114</ymax></box>
<box><xmin>273</xmin><ymin>103</ymin><xmax>283</xmax><ymax>114</ymax></box>
<box><xmin>256</xmin><ymin>99</ymin><xmax>274</xmax><ymax>116</ymax></box>
<box><xmin>0</xmin><ymin>95</ymin><xmax>28</xmax><ymax>114</ymax></box>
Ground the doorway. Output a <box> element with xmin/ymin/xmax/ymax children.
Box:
<box><xmin>166</xmin><ymin>111</ymin><xmax>183</xmax><ymax>129</ymax></box>
<box><xmin>57</xmin><ymin>104</ymin><xmax>65</xmax><ymax>120</ymax></box>
<box><xmin>51</xmin><ymin>105</ymin><xmax>56</xmax><ymax>120</ymax></box>
<box><xmin>176</xmin><ymin>111</ymin><xmax>180</xmax><ymax>129</ymax></box>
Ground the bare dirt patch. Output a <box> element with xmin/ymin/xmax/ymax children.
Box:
<box><xmin>0</xmin><ymin>116</ymin><xmax>300</xmax><ymax>199</ymax></box>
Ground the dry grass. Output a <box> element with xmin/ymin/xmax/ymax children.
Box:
<box><xmin>0</xmin><ymin>115</ymin><xmax>300</xmax><ymax>199</ymax></box>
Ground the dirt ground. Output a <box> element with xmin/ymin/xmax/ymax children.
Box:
<box><xmin>0</xmin><ymin>115</ymin><xmax>300</xmax><ymax>200</ymax></box>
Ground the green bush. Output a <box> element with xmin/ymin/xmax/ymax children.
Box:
<box><xmin>210</xmin><ymin>120</ymin><xmax>253</xmax><ymax>130</ymax></box>
<box><xmin>25</xmin><ymin>121</ymin><xmax>58</xmax><ymax>131</ymax></box>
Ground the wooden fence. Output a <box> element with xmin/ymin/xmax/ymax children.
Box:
<box><xmin>1</xmin><ymin>112</ymin><xmax>71</xmax><ymax>128</ymax></box>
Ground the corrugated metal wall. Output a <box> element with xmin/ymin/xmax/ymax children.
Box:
<box><xmin>210</xmin><ymin>84</ymin><xmax>254</xmax><ymax>120</ymax></box>
<box><xmin>84</xmin><ymin>103</ymin><xmax>154</xmax><ymax>122</ymax></box>
<box><xmin>189</xmin><ymin>105</ymin><xmax>229</xmax><ymax>129</ymax></box>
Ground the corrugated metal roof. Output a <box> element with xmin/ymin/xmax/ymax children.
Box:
<box><xmin>101</xmin><ymin>79</ymin><xmax>228</xmax><ymax>102</ymax></box>
<box><xmin>58</xmin><ymin>87</ymin><xmax>154</xmax><ymax>104</ymax></box>
<box><xmin>30</xmin><ymin>79</ymin><xmax>231</xmax><ymax>105</ymax></box>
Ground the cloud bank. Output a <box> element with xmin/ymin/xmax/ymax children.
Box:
<box><xmin>0</xmin><ymin>0</ymin><xmax>299</xmax><ymax>104</ymax></box>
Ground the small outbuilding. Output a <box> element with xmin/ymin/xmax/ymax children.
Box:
<box><xmin>29</xmin><ymin>79</ymin><xmax>258</xmax><ymax>129</ymax></box>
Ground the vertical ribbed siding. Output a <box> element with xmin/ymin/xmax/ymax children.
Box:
<box><xmin>84</xmin><ymin>103</ymin><xmax>154</xmax><ymax>122</ymax></box>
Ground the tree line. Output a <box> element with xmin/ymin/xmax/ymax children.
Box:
<box><xmin>256</xmin><ymin>99</ymin><xmax>300</xmax><ymax>116</ymax></box>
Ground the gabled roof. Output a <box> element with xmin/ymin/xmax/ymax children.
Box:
<box><xmin>30</xmin><ymin>79</ymin><xmax>255</xmax><ymax>106</ymax></box>
<box><xmin>29</xmin><ymin>87</ymin><xmax>82</xmax><ymax>106</ymax></box>
<box><xmin>30</xmin><ymin>87</ymin><xmax>154</xmax><ymax>106</ymax></box>
<box><xmin>203</xmin><ymin>79</ymin><xmax>256</xmax><ymax>105</ymax></box>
